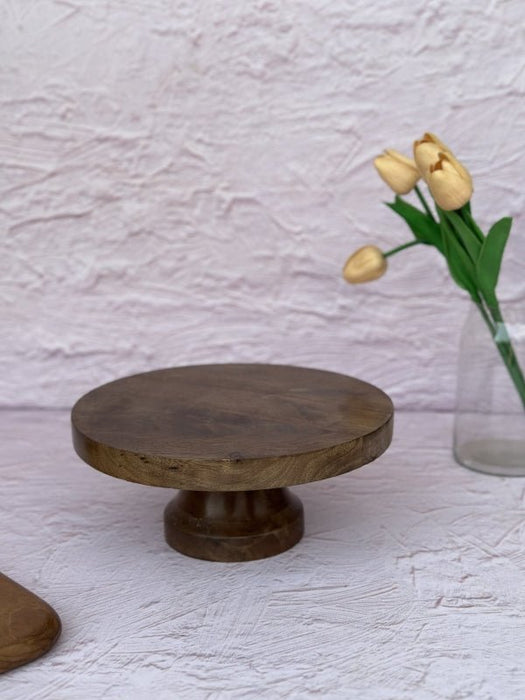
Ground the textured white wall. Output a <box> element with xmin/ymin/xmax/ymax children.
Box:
<box><xmin>1</xmin><ymin>0</ymin><xmax>524</xmax><ymax>409</ymax></box>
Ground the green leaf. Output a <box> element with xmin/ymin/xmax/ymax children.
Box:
<box><xmin>439</xmin><ymin>213</ymin><xmax>480</xmax><ymax>302</ymax></box>
<box><xmin>476</xmin><ymin>217</ymin><xmax>512</xmax><ymax>306</ymax></box>
<box><xmin>445</xmin><ymin>210</ymin><xmax>482</xmax><ymax>262</ymax></box>
<box><xmin>386</xmin><ymin>197</ymin><xmax>444</xmax><ymax>253</ymax></box>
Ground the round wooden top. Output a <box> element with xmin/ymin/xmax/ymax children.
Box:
<box><xmin>71</xmin><ymin>364</ymin><xmax>393</xmax><ymax>491</ymax></box>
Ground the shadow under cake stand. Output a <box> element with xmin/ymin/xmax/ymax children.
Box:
<box><xmin>71</xmin><ymin>364</ymin><xmax>393</xmax><ymax>562</ymax></box>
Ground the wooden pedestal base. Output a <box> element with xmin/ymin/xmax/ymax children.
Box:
<box><xmin>164</xmin><ymin>488</ymin><xmax>304</xmax><ymax>562</ymax></box>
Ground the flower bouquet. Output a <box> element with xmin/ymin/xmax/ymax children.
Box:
<box><xmin>342</xmin><ymin>133</ymin><xmax>525</xmax><ymax>474</ymax></box>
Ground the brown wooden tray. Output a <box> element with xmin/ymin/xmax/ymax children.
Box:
<box><xmin>0</xmin><ymin>573</ymin><xmax>61</xmax><ymax>674</ymax></box>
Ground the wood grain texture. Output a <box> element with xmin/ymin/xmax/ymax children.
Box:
<box><xmin>0</xmin><ymin>574</ymin><xmax>61</xmax><ymax>674</ymax></box>
<box><xmin>71</xmin><ymin>364</ymin><xmax>393</xmax><ymax>491</ymax></box>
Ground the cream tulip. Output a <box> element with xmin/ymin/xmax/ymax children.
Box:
<box><xmin>415</xmin><ymin>132</ymin><xmax>450</xmax><ymax>152</ymax></box>
<box><xmin>427</xmin><ymin>152</ymin><xmax>473</xmax><ymax>211</ymax></box>
<box><xmin>413</xmin><ymin>133</ymin><xmax>450</xmax><ymax>181</ymax></box>
<box><xmin>343</xmin><ymin>245</ymin><xmax>387</xmax><ymax>284</ymax></box>
<box><xmin>374</xmin><ymin>149</ymin><xmax>420</xmax><ymax>195</ymax></box>
<box><xmin>413</xmin><ymin>132</ymin><xmax>472</xmax><ymax>188</ymax></box>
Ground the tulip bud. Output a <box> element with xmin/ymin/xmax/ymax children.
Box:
<box><xmin>416</xmin><ymin>132</ymin><xmax>450</xmax><ymax>152</ymax></box>
<box><xmin>373</xmin><ymin>149</ymin><xmax>420</xmax><ymax>195</ymax></box>
<box><xmin>413</xmin><ymin>133</ymin><xmax>472</xmax><ymax>190</ymax></box>
<box><xmin>427</xmin><ymin>152</ymin><xmax>473</xmax><ymax>211</ymax></box>
<box><xmin>413</xmin><ymin>133</ymin><xmax>451</xmax><ymax>181</ymax></box>
<box><xmin>343</xmin><ymin>245</ymin><xmax>387</xmax><ymax>284</ymax></box>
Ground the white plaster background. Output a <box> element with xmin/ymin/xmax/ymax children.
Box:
<box><xmin>1</xmin><ymin>0</ymin><xmax>525</xmax><ymax>409</ymax></box>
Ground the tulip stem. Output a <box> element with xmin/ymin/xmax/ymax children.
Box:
<box><xmin>415</xmin><ymin>185</ymin><xmax>437</xmax><ymax>223</ymax></box>
<box><xmin>459</xmin><ymin>204</ymin><xmax>484</xmax><ymax>242</ymax></box>
<box><xmin>384</xmin><ymin>240</ymin><xmax>421</xmax><ymax>258</ymax></box>
<box><xmin>478</xmin><ymin>299</ymin><xmax>525</xmax><ymax>412</ymax></box>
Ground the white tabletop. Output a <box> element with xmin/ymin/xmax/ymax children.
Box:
<box><xmin>1</xmin><ymin>409</ymin><xmax>524</xmax><ymax>699</ymax></box>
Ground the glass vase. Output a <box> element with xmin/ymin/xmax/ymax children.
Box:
<box><xmin>454</xmin><ymin>302</ymin><xmax>525</xmax><ymax>476</ymax></box>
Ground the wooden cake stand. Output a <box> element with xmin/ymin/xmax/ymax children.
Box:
<box><xmin>71</xmin><ymin>364</ymin><xmax>393</xmax><ymax>562</ymax></box>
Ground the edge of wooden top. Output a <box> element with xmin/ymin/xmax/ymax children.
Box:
<box><xmin>72</xmin><ymin>416</ymin><xmax>394</xmax><ymax>492</ymax></box>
